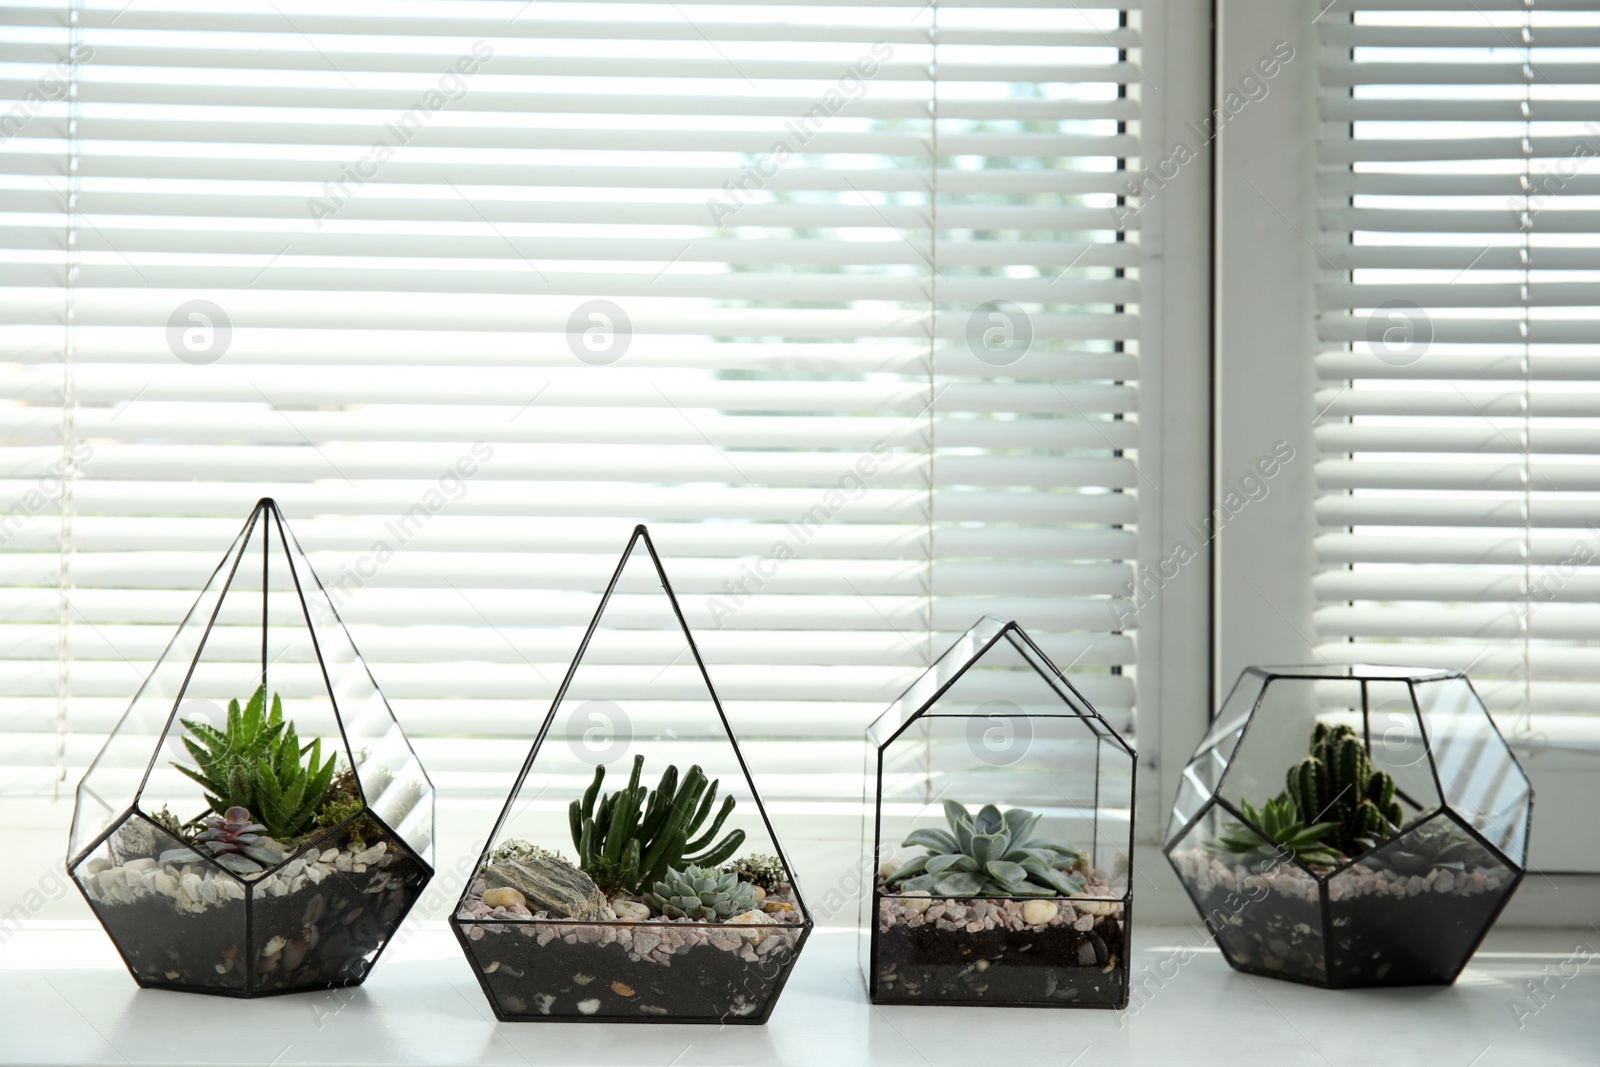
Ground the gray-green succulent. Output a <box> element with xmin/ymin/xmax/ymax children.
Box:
<box><xmin>884</xmin><ymin>801</ymin><xmax>1087</xmax><ymax>898</ymax></box>
<box><xmin>644</xmin><ymin>863</ymin><xmax>757</xmax><ymax>921</ymax></box>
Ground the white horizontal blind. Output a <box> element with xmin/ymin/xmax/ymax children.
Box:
<box><xmin>1315</xmin><ymin>2</ymin><xmax>1600</xmax><ymax>739</ymax></box>
<box><xmin>0</xmin><ymin>0</ymin><xmax>1141</xmax><ymax>806</ymax></box>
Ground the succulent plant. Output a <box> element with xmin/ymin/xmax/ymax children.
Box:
<box><xmin>722</xmin><ymin>853</ymin><xmax>786</xmax><ymax>892</ymax></box>
<box><xmin>884</xmin><ymin>801</ymin><xmax>1087</xmax><ymax>898</ymax></box>
<box><xmin>174</xmin><ymin>685</ymin><xmax>284</xmax><ymax>815</ymax></box>
<box><xmin>174</xmin><ymin>685</ymin><xmax>338</xmax><ymax>841</ymax></box>
<box><xmin>158</xmin><ymin>806</ymin><xmax>286</xmax><ymax>875</ymax></box>
<box><xmin>1286</xmin><ymin>722</ymin><xmax>1404</xmax><ymax>858</ymax></box>
<box><xmin>1364</xmin><ymin>820</ymin><xmax>1495</xmax><ymax>877</ymax></box>
<box><xmin>644</xmin><ymin>863</ymin><xmax>757</xmax><ymax>921</ymax></box>
<box><xmin>569</xmin><ymin>755</ymin><xmax>745</xmax><ymax>895</ymax></box>
<box><xmin>1210</xmin><ymin>793</ymin><xmax>1340</xmax><ymax>867</ymax></box>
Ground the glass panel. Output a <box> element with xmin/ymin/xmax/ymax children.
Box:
<box><xmin>272</xmin><ymin>510</ymin><xmax>436</xmax><ymax>864</ymax></box>
<box><xmin>1363</xmin><ymin>680</ymin><xmax>1443</xmax><ymax>824</ymax></box>
<box><xmin>1168</xmin><ymin>801</ymin><xmax>1327</xmax><ymax>986</ymax></box>
<box><xmin>1325</xmin><ymin>812</ymin><xmax>1517</xmax><ymax>987</ymax></box>
<box><xmin>1414</xmin><ymin>677</ymin><xmax>1533</xmax><ymax>865</ymax></box>
<box><xmin>68</xmin><ymin>516</ymin><xmax>254</xmax><ymax>863</ymax></box>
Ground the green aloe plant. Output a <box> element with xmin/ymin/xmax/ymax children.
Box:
<box><xmin>1211</xmin><ymin>794</ymin><xmax>1340</xmax><ymax>867</ymax></box>
<box><xmin>173</xmin><ymin>684</ymin><xmax>339</xmax><ymax>841</ymax></box>
<box><xmin>884</xmin><ymin>801</ymin><xmax>1087</xmax><ymax>898</ymax></box>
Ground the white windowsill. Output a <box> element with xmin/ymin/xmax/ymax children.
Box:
<box><xmin>0</xmin><ymin>922</ymin><xmax>1593</xmax><ymax>1066</ymax></box>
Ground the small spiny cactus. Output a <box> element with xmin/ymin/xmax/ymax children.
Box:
<box><xmin>1285</xmin><ymin>723</ymin><xmax>1403</xmax><ymax>857</ymax></box>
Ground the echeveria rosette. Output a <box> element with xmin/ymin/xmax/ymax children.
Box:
<box><xmin>158</xmin><ymin>805</ymin><xmax>287</xmax><ymax>875</ymax></box>
<box><xmin>644</xmin><ymin>863</ymin><xmax>757</xmax><ymax>920</ymax></box>
<box><xmin>885</xmin><ymin>801</ymin><xmax>1088</xmax><ymax>899</ymax></box>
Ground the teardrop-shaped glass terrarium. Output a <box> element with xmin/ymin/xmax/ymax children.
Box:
<box><xmin>450</xmin><ymin>525</ymin><xmax>812</xmax><ymax>1023</ymax></box>
<box><xmin>66</xmin><ymin>499</ymin><xmax>435</xmax><ymax>996</ymax></box>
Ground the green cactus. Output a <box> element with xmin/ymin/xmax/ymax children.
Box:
<box><xmin>883</xmin><ymin>800</ymin><xmax>1087</xmax><ymax>898</ymax></box>
<box><xmin>644</xmin><ymin>863</ymin><xmax>757</xmax><ymax>921</ymax></box>
<box><xmin>568</xmin><ymin>755</ymin><xmax>745</xmax><ymax>895</ymax></box>
<box><xmin>1284</xmin><ymin>723</ymin><xmax>1404</xmax><ymax>858</ymax></box>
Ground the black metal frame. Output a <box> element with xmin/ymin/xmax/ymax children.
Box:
<box><xmin>449</xmin><ymin>524</ymin><xmax>813</xmax><ymax>1024</ymax></box>
<box><xmin>66</xmin><ymin>498</ymin><xmax>436</xmax><ymax>998</ymax></box>
<box><xmin>862</xmin><ymin>615</ymin><xmax>1137</xmax><ymax>1009</ymax></box>
<box><xmin>1164</xmin><ymin>663</ymin><xmax>1532</xmax><ymax>989</ymax></box>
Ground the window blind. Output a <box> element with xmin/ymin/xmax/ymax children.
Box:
<box><xmin>0</xmin><ymin>0</ymin><xmax>1141</xmax><ymax>808</ymax></box>
<box><xmin>1315</xmin><ymin>1</ymin><xmax>1600</xmax><ymax>739</ymax></box>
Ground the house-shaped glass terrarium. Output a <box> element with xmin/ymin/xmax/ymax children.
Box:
<box><xmin>860</xmin><ymin>616</ymin><xmax>1135</xmax><ymax>1009</ymax></box>
<box><xmin>1165</xmin><ymin>665</ymin><xmax>1530</xmax><ymax>988</ymax></box>
<box><xmin>450</xmin><ymin>526</ymin><xmax>811</xmax><ymax>1024</ymax></box>
<box><xmin>67</xmin><ymin>499</ymin><xmax>436</xmax><ymax>997</ymax></box>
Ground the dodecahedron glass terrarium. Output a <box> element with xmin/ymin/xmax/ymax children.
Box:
<box><xmin>67</xmin><ymin>499</ymin><xmax>436</xmax><ymax>996</ymax></box>
<box><xmin>1165</xmin><ymin>665</ymin><xmax>1530</xmax><ymax>988</ymax></box>
<box><xmin>450</xmin><ymin>525</ymin><xmax>811</xmax><ymax>1024</ymax></box>
<box><xmin>860</xmin><ymin>616</ymin><xmax>1135</xmax><ymax>1009</ymax></box>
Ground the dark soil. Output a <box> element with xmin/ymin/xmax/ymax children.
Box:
<box><xmin>84</xmin><ymin>858</ymin><xmax>426</xmax><ymax>995</ymax></box>
<box><xmin>1326</xmin><ymin>885</ymin><xmax>1509</xmax><ymax>986</ymax></box>
<box><xmin>462</xmin><ymin>932</ymin><xmax>802</xmax><ymax>1022</ymax></box>
<box><xmin>872</xmin><ymin>913</ymin><xmax>1128</xmax><ymax>1007</ymax></box>
<box><xmin>1187</xmin><ymin>882</ymin><xmax>1509</xmax><ymax>987</ymax></box>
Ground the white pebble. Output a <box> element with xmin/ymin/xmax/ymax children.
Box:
<box><xmin>576</xmin><ymin>998</ymin><xmax>600</xmax><ymax>1015</ymax></box>
<box><xmin>1021</xmin><ymin>900</ymin><xmax>1059</xmax><ymax>925</ymax></box>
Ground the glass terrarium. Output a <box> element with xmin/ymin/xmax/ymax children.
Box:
<box><xmin>450</xmin><ymin>526</ymin><xmax>812</xmax><ymax>1024</ymax></box>
<box><xmin>860</xmin><ymin>616</ymin><xmax>1135</xmax><ymax>1009</ymax></box>
<box><xmin>1165</xmin><ymin>665</ymin><xmax>1531</xmax><ymax>988</ymax></box>
<box><xmin>67</xmin><ymin>499</ymin><xmax>436</xmax><ymax>997</ymax></box>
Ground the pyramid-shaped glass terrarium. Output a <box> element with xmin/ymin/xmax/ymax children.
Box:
<box><xmin>67</xmin><ymin>499</ymin><xmax>436</xmax><ymax>996</ymax></box>
<box><xmin>1165</xmin><ymin>665</ymin><xmax>1530</xmax><ymax>988</ymax></box>
<box><xmin>451</xmin><ymin>526</ymin><xmax>811</xmax><ymax>1024</ymax></box>
<box><xmin>860</xmin><ymin>616</ymin><xmax>1135</xmax><ymax>1009</ymax></box>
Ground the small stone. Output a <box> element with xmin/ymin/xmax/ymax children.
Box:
<box><xmin>353</xmin><ymin>842</ymin><xmax>388</xmax><ymax>866</ymax></box>
<box><xmin>154</xmin><ymin>872</ymin><xmax>179</xmax><ymax>897</ymax></box>
<box><xmin>752</xmin><ymin>886</ymin><xmax>767</xmax><ymax>903</ymax></box>
<box><xmin>944</xmin><ymin>904</ymin><xmax>967</xmax><ymax>923</ymax></box>
<box><xmin>483</xmin><ymin>887</ymin><xmax>526</xmax><ymax>910</ymax></box>
<box><xmin>320</xmin><ymin>849</ymin><xmax>339</xmax><ymax>863</ymax></box>
<box><xmin>610</xmin><ymin>981</ymin><xmax>635</xmax><ymax>997</ymax></box>
<box><xmin>85</xmin><ymin>857</ymin><xmax>111</xmax><ymax>876</ymax></box>
<box><xmin>762</xmin><ymin>901</ymin><xmax>794</xmax><ymax>914</ymax></box>
<box><xmin>878</xmin><ymin>859</ymin><xmax>902</xmax><ymax>881</ymax></box>
<box><xmin>728</xmin><ymin>910</ymin><xmax>776</xmax><ymax>942</ymax></box>
<box><xmin>124</xmin><ymin>858</ymin><xmax>156</xmax><ymax>874</ymax></box>
<box><xmin>198</xmin><ymin>878</ymin><xmax>219</xmax><ymax>905</ymax></box>
<box><xmin>282</xmin><ymin>940</ymin><xmax>306</xmax><ymax>972</ymax></box>
<box><xmin>335</xmin><ymin>852</ymin><xmax>352</xmax><ymax>873</ymax></box>
<box><xmin>975</xmin><ymin>959</ymin><xmax>989</xmax><ymax>972</ymax></box>
<box><xmin>261</xmin><ymin>935</ymin><xmax>287</xmax><ymax>957</ymax></box>
<box><xmin>303</xmin><ymin>895</ymin><xmax>326</xmax><ymax>926</ymax></box>
<box><xmin>576</xmin><ymin>998</ymin><xmax>601</xmax><ymax>1016</ymax></box>
<box><xmin>572</xmin><ymin>972</ymin><xmax>594</xmax><ymax>986</ymax></box>
<box><xmin>899</xmin><ymin>890</ymin><xmax>932</xmax><ymax>915</ymax></box>
<box><xmin>611</xmin><ymin>899</ymin><xmax>650</xmax><ymax>921</ymax></box>
<box><xmin>1021</xmin><ymin>900</ymin><xmax>1059</xmax><ymax>926</ymax></box>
